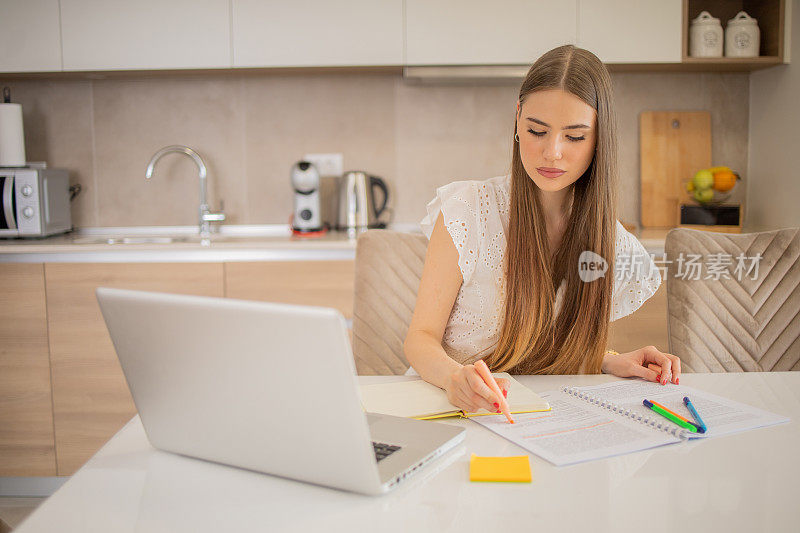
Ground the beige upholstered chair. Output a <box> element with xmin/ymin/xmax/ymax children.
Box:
<box><xmin>665</xmin><ymin>227</ymin><xmax>800</xmax><ymax>372</ymax></box>
<box><xmin>352</xmin><ymin>230</ymin><xmax>428</xmax><ymax>375</ymax></box>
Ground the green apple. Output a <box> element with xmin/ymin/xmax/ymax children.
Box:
<box><xmin>692</xmin><ymin>169</ymin><xmax>714</xmax><ymax>190</ymax></box>
<box><xmin>693</xmin><ymin>188</ymin><xmax>714</xmax><ymax>203</ymax></box>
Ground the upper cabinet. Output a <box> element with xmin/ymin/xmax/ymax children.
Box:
<box><xmin>0</xmin><ymin>0</ymin><xmax>789</xmax><ymax>73</ymax></box>
<box><xmin>405</xmin><ymin>0</ymin><xmax>578</xmax><ymax>65</ymax></box>
<box><xmin>577</xmin><ymin>0</ymin><xmax>682</xmax><ymax>63</ymax></box>
<box><xmin>232</xmin><ymin>0</ymin><xmax>403</xmax><ymax>67</ymax></box>
<box><xmin>60</xmin><ymin>0</ymin><xmax>231</xmax><ymax>70</ymax></box>
<box><xmin>0</xmin><ymin>0</ymin><xmax>62</xmax><ymax>72</ymax></box>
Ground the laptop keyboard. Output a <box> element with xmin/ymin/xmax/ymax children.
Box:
<box><xmin>372</xmin><ymin>441</ymin><xmax>402</xmax><ymax>462</ymax></box>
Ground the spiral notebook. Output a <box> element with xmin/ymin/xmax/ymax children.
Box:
<box><xmin>471</xmin><ymin>379</ymin><xmax>789</xmax><ymax>466</ymax></box>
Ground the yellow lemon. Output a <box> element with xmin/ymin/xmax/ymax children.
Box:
<box><xmin>692</xmin><ymin>169</ymin><xmax>714</xmax><ymax>190</ymax></box>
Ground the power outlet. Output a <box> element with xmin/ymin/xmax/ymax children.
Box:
<box><xmin>303</xmin><ymin>153</ymin><xmax>343</xmax><ymax>178</ymax></box>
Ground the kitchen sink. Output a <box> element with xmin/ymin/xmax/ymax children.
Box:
<box><xmin>71</xmin><ymin>236</ymin><xmax>190</xmax><ymax>245</ymax></box>
<box><xmin>68</xmin><ymin>225</ymin><xmax>293</xmax><ymax>246</ymax></box>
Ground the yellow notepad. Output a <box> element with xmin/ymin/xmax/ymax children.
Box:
<box><xmin>469</xmin><ymin>454</ymin><xmax>532</xmax><ymax>483</ymax></box>
<box><xmin>359</xmin><ymin>373</ymin><xmax>550</xmax><ymax>420</ymax></box>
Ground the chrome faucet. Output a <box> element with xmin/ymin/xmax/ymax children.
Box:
<box><xmin>145</xmin><ymin>145</ymin><xmax>225</xmax><ymax>237</ymax></box>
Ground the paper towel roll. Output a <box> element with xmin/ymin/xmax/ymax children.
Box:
<box><xmin>0</xmin><ymin>103</ymin><xmax>26</xmax><ymax>167</ymax></box>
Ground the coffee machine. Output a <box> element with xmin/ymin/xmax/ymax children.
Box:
<box><xmin>290</xmin><ymin>161</ymin><xmax>322</xmax><ymax>233</ymax></box>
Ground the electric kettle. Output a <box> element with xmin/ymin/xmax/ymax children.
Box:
<box><xmin>337</xmin><ymin>171</ymin><xmax>389</xmax><ymax>233</ymax></box>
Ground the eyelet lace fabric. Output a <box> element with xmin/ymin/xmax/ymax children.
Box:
<box><xmin>419</xmin><ymin>175</ymin><xmax>661</xmax><ymax>366</ymax></box>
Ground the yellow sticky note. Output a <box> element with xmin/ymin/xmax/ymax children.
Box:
<box><xmin>469</xmin><ymin>453</ymin><xmax>532</xmax><ymax>483</ymax></box>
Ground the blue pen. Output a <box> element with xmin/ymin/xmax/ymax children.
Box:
<box><xmin>683</xmin><ymin>396</ymin><xmax>707</xmax><ymax>433</ymax></box>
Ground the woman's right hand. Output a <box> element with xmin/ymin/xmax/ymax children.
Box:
<box><xmin>444</xmin><ymin>364</ymin><xmax>509</xmax><ymax>413</ymax></box>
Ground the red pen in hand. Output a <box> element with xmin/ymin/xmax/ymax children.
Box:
<box><xmin>474</xmin><ymin>359</ymin><xmax>514</xmax><ymax>424</ymax></box>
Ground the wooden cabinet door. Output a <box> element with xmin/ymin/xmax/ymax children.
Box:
<box><xmin>577</xmin><ymin>0</ymin><xmax>682</xmax><ymax>63</ymax></box>
<box><xmin>224</xmin><ymin>261</ymin><xmax>355</xmax><ymax>318</ymax></box>
<box><xmin>60</xmin><ymin>0</ymin><xmax>230</xmax><ymax>70</ymax></box>
<box><xmin>608</xmin><ymin>284</ymin><xmax>668</xmax><ymax>354</ymax></box>
<box><xmin>405</xmin><ymin>0</ymin><xmax>577</xmax><ymax>65</ymax></box>
<box><xmin>45</xmin><ymin>262</ymin><xmax>224</xmax><ymax>475</ymax></box>
<box><xmin>0</xmin><ymin>263</ymin><xmax>56</xmax><ymax>476</ymax></box>
<box><xmin>0</xmin><ymin>0</ymin><xmax>62</xmax><ymax>72</ymax></box>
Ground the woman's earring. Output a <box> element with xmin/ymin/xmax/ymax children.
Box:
<box><xmin>514</xmin><ymin>133</ymin><xmax>519</xmax><ymax>143</ymax></box>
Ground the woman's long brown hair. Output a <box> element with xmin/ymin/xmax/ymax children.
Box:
<box><xmin>485</xmin><ymin>45</ymin><xmax>618</xmax><ymax>375</ymax></box>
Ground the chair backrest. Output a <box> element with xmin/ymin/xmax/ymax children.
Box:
<box><xmin>665</xmin><ymin>227</ymin><xmax>800</xmax><ymax>372</ymax></box>
<box><xmin>352</xmin><ymin>230</ymin><xmax>429</xmax><ymax>375</ymax></box>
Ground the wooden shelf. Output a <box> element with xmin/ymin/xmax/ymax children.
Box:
<box><xmin>677</xmin><ymin>56</ymin><xmax>783</xmax><ymax>71</ymax></box>
<box><xmin>681</xmin><ymin>0</ymin><xmax>786</xmax><ymax>68</ymax></box>
<box><xmin>607</xmin><ymin>57</ymin><xmax>783</xmax><ymax>72</ymax></box>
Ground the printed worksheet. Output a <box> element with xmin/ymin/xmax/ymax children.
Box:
<box><xmin>472</xmin><ymin>380</ymin><xmax>790</xmax><ymax>466</ymax></box>
<box><xmin>571</xmin><ymin>380</ymin><xmax>790</xmax><ymax>439</ymax></box>
<box><xmin>472</xmin><ymin>390</ymin><xmax>680</xmax><ymax>466</ymax></box>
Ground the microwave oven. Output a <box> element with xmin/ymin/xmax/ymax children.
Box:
<box><xmin>0</xmin><ymin>167</ymin><xmax>72</xmax><ymax>238</ymax></box>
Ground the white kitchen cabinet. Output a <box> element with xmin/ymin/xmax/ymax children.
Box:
<box><xmin>577</xmin><ymin>0</ymin><xmax>682</xmax><ymax>63</ymax></box>
<box><xmin>60</xmin><ymin>0</ymin><xmax>231</xmax><ymax>70</ymax></box>
<box><xmin>405</xmin><ymin>0</ymin><xmax>578</xmax><ymax>65</ymax></box>
<box><xmin>232</xmin><ymin>0</ymin><xmax>403</xmax><ymax>67</ymax></box>
<box><xmin>0</xmin><ymin>0</ymin><xmax>62</xmax><ymax>72</ymax></box>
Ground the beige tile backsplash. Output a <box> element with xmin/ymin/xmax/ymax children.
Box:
<box><xmin>2</xmin><ymin>70</ymin><xmax>748</xmax><ymax>228</ymax></box>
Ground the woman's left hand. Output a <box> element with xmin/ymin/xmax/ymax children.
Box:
<box><xmin>601</xmin><ymin>345</ymin><xmax>681</xmax><ymax>385</ymax></box>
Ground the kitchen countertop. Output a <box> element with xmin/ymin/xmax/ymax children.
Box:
<box><xmin>637</xmin><ymin>228</ymin><xmax>669</xmax><ymax>255</ymax></box>
<box><xmin>0</xmin><ymin>224</ymin><xmax>669</xmax><ymax>263</ymax></box>
<box><xmin>0</xmin><ymin>225</ymin><xmax>370</xmax><ymax>262</ymax></box>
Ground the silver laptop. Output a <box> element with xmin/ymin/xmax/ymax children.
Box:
<box><xmin>96</xmin><ymin>287</ymin><xmax>464</xmax><ymax>495</ymax></box>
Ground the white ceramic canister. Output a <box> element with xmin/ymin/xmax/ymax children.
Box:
<box><xmin>690</xmin><ymin>11</ymin><xmax>723</xmax><ymax>57</ymax></box>
<box><xmin>725</xmin><ymin>11</ymin><xmax>760</xmax><ymax>57</ymax></box>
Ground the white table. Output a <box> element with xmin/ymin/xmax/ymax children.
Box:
<box><xmin>15</xmin><ymin>373</ymin><xmax>800</xmax><ymax>533</ymax></box>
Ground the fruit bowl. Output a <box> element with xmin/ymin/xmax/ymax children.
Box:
<box><xmin>685</xmin><ymin>168</ymin><xmax>741</xmax><ymax>206</ymax></box>
<box><xmin>684</xmin><ymin>179</ymin><xmax>739</xmax><ymax>205</ymax></box>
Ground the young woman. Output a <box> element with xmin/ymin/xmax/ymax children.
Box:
<box><xmin>404</xmin><ymin>45</ymin><xmax>681</xmax><ymax>414</ymax></box>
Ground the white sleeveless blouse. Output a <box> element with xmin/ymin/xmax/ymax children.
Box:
<box><xmin>419</xmin><ymin>174</ymin><xmax>661</xmax><ymax>366</ymax></box>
